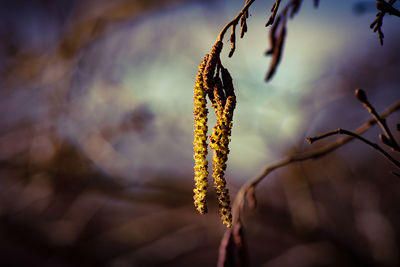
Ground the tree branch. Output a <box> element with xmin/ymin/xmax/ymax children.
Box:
<box><xmin>355</xmin><ymin>89</ymin><xmax>400</xmax><ymax>151</ymax></box>
<box><xmin>307</xmin><ymin>128</ymin><xmax>400</xmax><ymax>169</ymax></box>
<box><xmin>377</xmin><ymin>0</ymin><xmax>400</xmax><ymax>17</ymax></box>
<box><xmin>231</xmin><ymin>99</ymin><xmax>400</xmax><ymax>225</ymax></box>
<box><xmin>370</xmin><ymin>0</ymin><xmax>397</xmax><ymax>45</ymax></box>
<box><xmin>217</xmin><ymin>0</ymin><xmax>256</xmax><ymax>42</ymax></box>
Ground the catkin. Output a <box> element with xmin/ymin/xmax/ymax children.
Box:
<box><xmin>193</xmin><ymin>43</ymin><xmax>236</xmax><ymax>227</ymax></box>
<box><xmin>203</xmin><ymin>41</ymin><xmax>223</xmax><ymax>105</ymax></box>
<box><xmin>221</xmin><ymin>66</ymin><xmax>235</xmax><ymax>98</ymax></box>
<box><xmin>212</xmin><ymin>75</ymin><xmax>226</xmax><ymax>117</ymax></box>
<box><xmin>210</xmin><ymin>92</ymin><xmax>236</xmax><ymax>227</ymax></box>
<box><xmin>193</xmin><ymin>54</ymin><xmax>210</xmax><ymax>214</ymax></box>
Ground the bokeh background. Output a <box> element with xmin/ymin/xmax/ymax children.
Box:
<box><xmin>1</xmin><ymin>0</ymin><xmax>400</xmax><ymax>266</ymax></box>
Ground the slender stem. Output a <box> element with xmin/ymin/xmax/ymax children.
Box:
<box><xmin>357</xmin><ymin>89</ymin><xmax>400</xmax><ymax>151</ymax></box>
<box><xmin>370</xmin><ymin>0</ymin><xmax>397</xmax><ymax>44</ymax></box>
<box><xmin>377</xmin><ymin>0</ymin><xmax>400</xmax><ymax>17</ymax></box>
<box><xmin>217</xmin><ymin>0</ymin><xmax>256</xmax><ymax>42</ymax></box>
<box><xmin>231</xmin><ymin>100</ymin><xmax>400</xmax><ymax>225</ymax></box>
<box><xmin>307</xmin><ymin>128</ymin><xmax>400</xmax><ymax>169</ymax></box>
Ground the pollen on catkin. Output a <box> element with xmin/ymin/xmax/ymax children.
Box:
<box><xmin>193</xmin><ymin>43</ymin><xmax>236</xmax><ymax>227</ymax></box>
<box><xmin>193</xmin><ymin>54</ymin><xmax>210</xmax><ymax>214</ymax></box>
<box><xmin>212</xmin><ymin>75</ymin><xmax>226</xmax><ymax>118</ymax></box>
<box><xmin>203</xmin><ymin>41</ymin><xmax>223</xmax><ymax>104</ymax></box>
<box><xmin>210</xmin><ymin>84</ymin><xmax>236</xmax><ymax>228</ymax></box>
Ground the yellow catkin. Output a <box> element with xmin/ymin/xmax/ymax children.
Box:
<box><xmin>193</xmin><ymin>55</ymin><xmax>210</xmax><ymax>214</ymax></box>
<box><xmin>212</xmin><ymin>76</ymin><xmax>226</xmax><ymax>118</ymax></box>
<box><xmin>210</xmin><ymin>95</ymin><xmax>236</xmax><ymax>227</ymax></box>
<box><xmin>203</xmin><ymin>41</ymin><xmax>223</xmax><ymax>104</ymax></box>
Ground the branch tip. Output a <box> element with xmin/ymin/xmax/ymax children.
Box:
<box><xmin>355</xmin><ymin>88</ymin><xmax>368</xmax><ymax>103</ymax></box>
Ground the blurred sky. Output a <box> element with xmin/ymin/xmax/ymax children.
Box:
<box><xmin>0</xmin><ymin>0</ymin><xmax>399</xmax><ymax>185</ymax></box>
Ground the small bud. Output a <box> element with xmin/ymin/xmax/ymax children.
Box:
<box><xmin>379</xmin><ymin>134</ymin><xmax>393</xmax><ymax>147</ymax></box>
<box><xmin>240</xmin><ymin>22</ymin><xmax>247</xmax><ymax>38</ymax></box>
<box><xmin>355</xmin><ymin>88</ymin><xmax>368</xmax><ymax>103</ymax></box>
<box><xmin>240</xmin><ymin>14</ymin><xmax>246</xmax><ymax>27</ymax></box>
<box><xmin>230</xmin><ymin>28</ymin><xmax>236</xmax><ymax>43</ymax></box>
<box><xmin>266</xmin><ymin>0</ymin><xmax>281</xmax><ymax>26</ymax></box>
<box><xmin>229</xmin><ymin>25</ymin><xmax>236</xmax><ymax>58</ymax></box>
<box><xmin>228</xmin><ymin>43</ymin><xmax>236</xmax><ymax>58</ymax></box>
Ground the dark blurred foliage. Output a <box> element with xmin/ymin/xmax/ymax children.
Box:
<box><xmin>353</xmin><ymin>0</ymin><xmax>400</xmax><ymax>14</ymax></box>
<box><xmin>0</xmin><ymin>0</ymin><xmax>400</xmax><ymax>266</ymax></box>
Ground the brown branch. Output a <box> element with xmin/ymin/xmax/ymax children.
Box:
<box><xmin>217</xmin><ymin>0</ymin><xmax>256</xmax><ymax>42</ymax></box>
<box><xmin>266</xmin><ymin>0</ymin><xmax>282</xmax><ymax>27</ymax></box>
<box><xmin>355</xmin><ymin>89</ymin><xmax>400</xmax><ymax>151</ymax></box>
<box><xmin>265</xmin><ymin>17</ymin><xmax>286</xmax><ymax>81</ymax></box>
<box><xmin>231</xmin><ymin>99</ymin><xmax>400</xmax><ymax>225</ymax></box>
<box><xmin>377</xmin><ymin>0</ymin><xmax>400</xmax><ymax>17</ymax></box>
<box><xmin>307</xmin><ymin>128</ymin><xmax>400</xmax><ymax>169</ymax></box>
<box><xmin>265</xmin><ymin>0</ymin><xmax>305</xmax><ymax>81</ymax></box>
<box><xmin>228</xmin><ymin>24</ymin><xmax>237</xmax><ymax>57</ymax></box>
<box><xmin>218</xmin><ymin>221</ymin><xmax>248</xmax><ymax>267</ymax></box>
<box><xmin>370</xmin><ymin>0</ymin><xmax>397</xmax><ymax>45</ymax></box>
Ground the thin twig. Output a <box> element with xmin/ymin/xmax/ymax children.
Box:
<box><xmin>370</xmin><ymin>0</ymin><xmax>397</xmax><ymax>45</ymax></box>
<box><xmin>307</xmin><ymin>128</ymin><xmax>400</xmax><ymax>169</ymax></box>
<box><xmin>217</xmin><ymin>0</ymin><xmax>256</xmax><ymax>42</ymax></box>
<box><xmin>231</xmin><ymin>99</ymin><xmax>400</xmax><ymax>225</ymax></box>
<box><xmin>264</xmin><ymin>0</ymin><xmax>305</xmax><ymax>81</ymax></box>
<box><xmin>266</xmin><ymin>0</ymin><xmax>282</xmax><ymax>26</ymax></box>
<box><xmin>355</xmin><ymin>89</ymin><xmax>400</xmax><ymax>151</ymax></box>
<box><xmin>265</xmin><ymin>17</ymin><xmax>286</xmax><ymax>81</ymax></box>
<box><xmin>377</xmin><ymin>0</ymin><xmax>400</xmax><ymax>17</ymax></box>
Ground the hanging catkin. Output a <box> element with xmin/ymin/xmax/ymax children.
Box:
<box><xmin>192</xmin><ymin>42</ymin><xmax>236</xmax><ymax>227</ymax></box>
<box><xmin>193</xmin><ymin>55</ymin><xmax>210</xmax><ymax>214</ymax></box>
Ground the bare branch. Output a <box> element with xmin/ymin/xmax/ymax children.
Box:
<box><xmin>377</xmin><ymin>0</ymin><xmax>400</xmax><ymax>17</ymax></box>
<box><xmin>217</xmin><ymin>0</ymin><xmax>256</xmax><ymax>43</ymax></box>
<box><xmin>355</xmin><ymin>89</ymin><xmax>400</xmax><ymax>151</ymax></box>
<box><xmin>370</xmin><ymin>0</ymin><xmax>397</xmax><ymax>45</ymax></box>
<box><xmin>266</xmin><ymin>0</ymin><xmax>282</xmax><ymax>27</ymax></box>
<box><xmin>307</xmin><ymin>128</ymin><xmax>400</xmax><ymax>169</ymax></box>
<box><xmin>231</xmin><ymin>99</ymin><xmax>400</xmax><ymax>225</ymax></box>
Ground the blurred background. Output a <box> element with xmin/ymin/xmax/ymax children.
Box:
<box><xmin>0</xmin><ymin>0</ymin><xmax>400</xmax><ymax>266</ymax></box>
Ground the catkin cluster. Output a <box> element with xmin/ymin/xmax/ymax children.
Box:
<box><xmin>193</xmin><ymin>41</ymin><xmax>236</xmax><ymax>227</ymax></box>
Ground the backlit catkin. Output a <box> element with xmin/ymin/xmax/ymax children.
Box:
<box><xmin>210</xmin><ymin>96</ymin><xmax>235</xmax><ymax>227</ymax></box>
<box><xmin>193</xmin><ymin>55</ymin><xmax>210</xmax><ymax>214</ymax></box>
<box><xmin>212</xmin><ymin>76</ymin><xmax>226</xmax><ymax>117</ymax></box>
<box><xmin>210</xmin><ymin>67</ymin><xmax>236</xmax><ymax>227</ymax></box>
<box><xmin>203</xmin><ymin>41</ymin><xmax>223</xmax><ymax>104</ymax></box>
<box><xmin>193</xmin><ymin>43</ymin><xmax>236</xmax><ymax>227</ymax></box>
